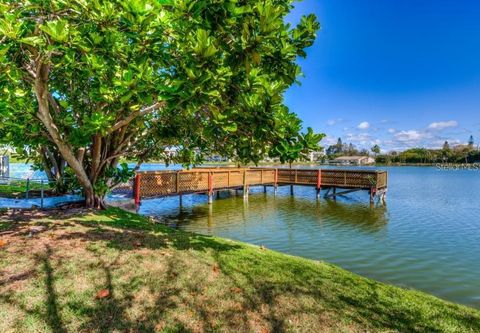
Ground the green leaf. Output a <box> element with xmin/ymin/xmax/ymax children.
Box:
<box><xmin>120</xmin><ymin>92</ymin><xmax>134</xmax><ymax>104</ymax></box>
<box><xmin>223</xmin><ymin>123</ymin><xmax>237</xmax><ymax>132</ymax></box>
<box><xmin>0</xmin><ymin>45</ymin><xmax>9</xmax><ymax>61</ymax></box>
<box><xmin>40</xmin><ymin>20</ymin><xmax>69</xmax><ymax>42</ymax></box>
<box><xmin>19</xmin><ymin>37</ymin><xmax>44</xmax><ymax>46</ymax></box>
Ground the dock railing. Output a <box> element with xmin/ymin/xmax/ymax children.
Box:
<box><xmin>134</xmin><ymin>168</ymin><xmax>387</xmax><ymax>203</ymax></box>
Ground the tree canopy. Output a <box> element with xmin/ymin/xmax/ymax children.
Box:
<box><xmin>0</xmin><ymin>0</ymin><xmax>320</xmax><ymax>207</ymax></box>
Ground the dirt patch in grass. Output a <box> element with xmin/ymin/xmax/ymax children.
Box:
<box><xmin>1</xmin><ymin>208</ymin><xmax>479</xmax><ymax>332</ymax></box>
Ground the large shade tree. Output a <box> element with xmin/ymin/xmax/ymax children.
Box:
<box><xmin>0</xmin><ymin>0</ymin><xmax>320</xmax><ymax>207</ymax></box>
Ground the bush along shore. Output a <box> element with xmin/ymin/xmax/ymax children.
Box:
<box><xmin>1</xmin><ymin>208</ymin><xmax>479</xmax><ymax>332</ymax></box>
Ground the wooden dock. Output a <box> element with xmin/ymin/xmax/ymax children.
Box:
<box><xmin>133</xmin><ymin>167</ymin><xmax>387</xmax><ymax>205</ymax></box>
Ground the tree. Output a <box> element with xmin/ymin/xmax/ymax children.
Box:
<box><xmin>0</xmin><ymin>0</ymin><xmax>319</xmax><ymax>207</ymax></box>
<box><xmin>325</xmin><ymin>137</ymin><xmax>344</xmax><ymax>157</ymax></box>
<box><xmin>441</xmin><ymin>141</ymin><xmax>452</xmax><ymax>162</ymax></box>
<box><xmin>442</xmin><ymin>141</ymin><xmax>450</xmax><ymax>151</ymax></box>
<box><xmin>272</xmin><ymin>127</ymin><xmax>325</xmax><ymax>168</ymax></box>
<box><xmin>468</xmin><ymin>135</ymin><xmax>474</xmax><ymax>149</ymax></box>
<box><xmin>336</xmin><ymin>138</ymin><xmax>344</xmax><ymax>154</ymax></box>
<box><xmin>371</xmin><ymin>144</ymin><xmax>380</xmax><ymax>156</ymax></box>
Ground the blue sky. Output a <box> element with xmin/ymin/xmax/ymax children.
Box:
<box><xmin>285</xmin><ymin>0</ymin><xmax>480</xmax><ymax>151</ymax></box>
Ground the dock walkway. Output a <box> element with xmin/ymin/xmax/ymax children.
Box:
<box><xmin>133</xmin><ymin>167</ymin><xmax>388</xmax><ymax>205</ymax></box>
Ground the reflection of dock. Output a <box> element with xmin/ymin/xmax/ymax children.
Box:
<box><xmin>133</xmin><ymin>168</ymin><xmax>387</xmax><ymax>205</ymax></box>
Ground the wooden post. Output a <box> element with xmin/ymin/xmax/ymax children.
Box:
<box><xmin>381</xmin><ymin>190</ymin><xmax>387</xmax><ymax>204</ymax></box>
<box><xmin>134</xmin><ymin>174</ymin><xmax>141</xmax><ymax>206</ymax></box>
<box><xmin>243</xmin><ymin>170</ymin><xmax>248</xmax><ymax>197</ymax></box>
<box><xmin>40</xmin><ymin>180</ymin><xmax>44</xmax><ymax>209</ymax></box>
<box><xmin>208</xmin><ymin>172</ymin><xmax>213</xmax><ymax>204</ymax></box>
<box><xmin>316</xmin><ymin>169</ymin><xmax>321</xmax><ymax>199</ymax></box>
<box><xmin>274</xmin><ymin>169</ymin><xmax>278</xmax><ymax>195</ymax></box>
<box><xmin>25</xmin><ymin>178</ymin><xmax>30</xmax><ymax>199</ymax></box>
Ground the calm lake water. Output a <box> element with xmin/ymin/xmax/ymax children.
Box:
<box><xmin>138</xmin><ymin>166</ymin><xmax>480</xmax><ymax>308</ymax></box>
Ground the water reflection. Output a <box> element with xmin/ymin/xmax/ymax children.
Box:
<box><xmin>152</xmin><ymin>190</ymin><xmax>388</xmax><ymax>235</ymax></box>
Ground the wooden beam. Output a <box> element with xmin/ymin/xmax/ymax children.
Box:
<box><xmin>324</xmin><ymin>188</ymin><xmax>362</xmax><ymax>198</ymax></box>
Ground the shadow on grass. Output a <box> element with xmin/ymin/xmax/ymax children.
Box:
<box><xmin>39</xmin><ymin>245</ymin><xmax>67</xmax><ymax>333</ymax></box>
<box><xmin>1</xmin><ymin>207</ymin><xmax>479</xmax><ymax>332</ymax></box>
<box><xmin>211</xmin><ymin>250</ymin><xmax>480</xmax><ymax>333</ymax></box>
<box><xmin>63</xmin><ymin>208</ymin><xmax>243</xmax><ymax>254</ymax></box>
<box><xmin>0</xmin><ymin>245</ymin><xmax>67</xmax><ymax>333</ymax></box>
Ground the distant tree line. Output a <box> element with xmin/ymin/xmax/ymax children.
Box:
<box><xmin>376</xmin><ymin>136</ymin><xmax>480</xmax><ymax>164</ymax></box>
<box><xmin>325</xmin><ymin>138</ymin><xmax>370</xmax><ymax>158</ymax></box>
<box><xmin>324</xmin><ymin>136</ymin><xmax>479</xmax><ymax>164</ymax></box>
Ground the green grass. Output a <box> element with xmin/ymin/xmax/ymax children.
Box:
<box><xmin>1</xmin><ymin>208</ymin><xmax>479</xmax><ymax>332</ymax></box>
<box><xmin>0</xmin><ymin>180</ymin><xmax>52</xmax><ymax>198</ymax></box>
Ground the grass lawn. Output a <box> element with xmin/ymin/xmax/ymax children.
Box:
<box><xmin>0</xmin><ymin>208</ymin><xmax>479</xmax><ymax>333</ymax></box>
<box><xmin>0</xmin><ymin>180</ymin><xmax>52</xmax><ymax>199</ymax></box>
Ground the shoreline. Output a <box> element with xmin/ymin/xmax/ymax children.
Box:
<box><xmin>1</xmin><ymin>207</ymin><xmax>479</xmax><ymax>332</ymax></box>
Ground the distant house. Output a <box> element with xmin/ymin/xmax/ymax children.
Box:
<box><xmin>164</xmin><ymin>147</ymin><xmax>178</xmax><ymax>158</ymax></box>
<box><xmin>332</xmin><ymin>155</ymin><xmax>375</xmax><ymax>165</ymax></box>
<box><xmin>308</xmin><ymin>151</ymin><xmax>325</xmax><ymax>162</ymax></box>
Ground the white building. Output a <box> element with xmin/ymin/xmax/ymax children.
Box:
<box><xmin>308</xmin><ymin>151</ymin><xmax>325</xmax><ymax>162</ymax></box>
<box><xmin>332</xmin><ymin>155</ymin><xmax>375</xmax><ymax>165</ymax></box>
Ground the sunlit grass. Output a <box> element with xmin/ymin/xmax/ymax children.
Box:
<box><xmin>0</xmin><ymin>208</ymin><xmax>479</xmax><ymax>332</ymax></box>
<box><xmin>0</xmin><ymin>180</ymin><xmax>52</xmax><ymax>198</ymax></box>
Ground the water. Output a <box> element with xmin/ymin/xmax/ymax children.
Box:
<box><xmin>0</xmin><ymin>195</ymin><xmax>83</xmax><ymax>209</ymax></box>
<box><xmin>7</xmin><ymin>162</ymin><xmax>180</xmax><ymax>180</ymax></box>
<box><xmin>138</xmin><ymin>166</ymin><xmax>480</xmax><ymax>308</ymax></box>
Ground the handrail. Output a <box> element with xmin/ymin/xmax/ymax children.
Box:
<box><xmin>134</xmin><ymin>167</ymin><xmax>387</xmax><ymax>200</ymax></box>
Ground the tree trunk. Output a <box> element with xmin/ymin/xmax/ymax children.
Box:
<box><xmin>84</xmin><ymin>187</ymin><xmax>107</xmax><ymax>210</ymax></box>
<box><xmin>34</xmin><ymin>63</ymin><xmax>96</xmax><ymax>208</ymax></box>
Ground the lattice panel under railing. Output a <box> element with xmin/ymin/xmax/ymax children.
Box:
<box><xmin>136</xmin><ymin>168</ymin><xmax>387</xmax><ymax>199</ymax></box>
<box><xmin>262</xmin><ymin>170</ymin><xmax>276</xmax><ymax>183</ymax></box>
<box><xmin>139</xmin><ymin>172</ymin><xmax>177</xmax><ymax>197</ymax></box>
<box><xmin>376</xmin><ymin>172</ymin><xmax>388</xmax><ymax>188</ymax></box>
<box><xmin>277</xmin><ymin>169</ymin><xmax>296</xmax><ymax>182</ymax></box>
<box><xmin>245</xmin><ymin>170</ymin><xmax>261</xmax><ymax>185</ymax></box>
<box><xmin>295</xmin><ymin>170</ymin><xmax>318</xmax><ymax>184</ymax></box>
<box><xmin>178</xmin><ymin>172</ymin><xmax>209</xmax><ymax>192</ymax></box>
<box><xmin>212</xmin><ymin>172</ymin><xmax>230</xmax><ymax>189</ymax></box>
<box><xmin>321</xmin><ymin>170</ymin><xmax>381</xmax><ymax>188</ymax></box>
<box><xmin>228</xmin><ymin>171</ymin><xmax>244</xmax><ymax>187</ymax></box>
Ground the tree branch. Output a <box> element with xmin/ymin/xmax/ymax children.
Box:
<box><xmin>108</xmin><ymin>101</ymin><xmax>165</xmax><ymax>134</ymax></box>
